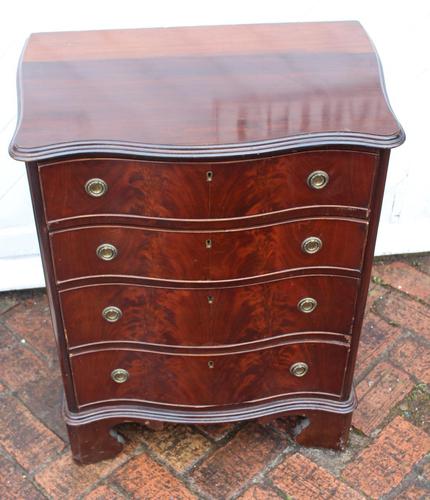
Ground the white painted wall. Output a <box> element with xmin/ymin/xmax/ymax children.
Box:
<box><xmin>1</xmin><ymin>1</ymin><xmax>429</xmax><ymax>291</ymax></box>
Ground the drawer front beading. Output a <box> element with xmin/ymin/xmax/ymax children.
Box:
<box><xmin>39</xmin><ymin>150</ymin><xmax>377</xmax><ymax>222</ymax></box>
<box><xmin>51</xmin><ymin>218</ymin><xmax>367</xmax><ymax>283</ymax></box>
<box><xmin>71</xmin><ymin>340</ymin><xmax>349</xmax><ymax>408</ymax></box>
<box><xmin>60</xmin><ymin>275</ymin><xmax>359</xmax><ymax>348</ymax></box>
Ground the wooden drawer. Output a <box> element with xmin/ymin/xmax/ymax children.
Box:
<box><xmin>39</xmin><ymin>150</ymin><xmax>377</xmax><ymax>222</ymax></box>
<box><xmin>51</xmin><ymin>218</ymin><xmax>367</xmax><ymax>282</ymax></box>
<box><xmin>61</xmin><ymin>276</ymin><xmax>359</xmax><ymax>348</ymax></box>
<box><xmin>70</xmin><ymin>341</ymin><xmax>349</xmax><ymax>408</ymax></box>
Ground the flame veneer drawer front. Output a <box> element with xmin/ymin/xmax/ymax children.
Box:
<box><xmin>60</xmin><ymin>275</ymin><xmax>359</xmax><ymax>348</ymax></box>
<box><xmin>39</xmin><ymin>150</ymin><xmax>377</xmax><ymax>222</ymax></box>
<box><xmin>70</xmin><ymin>340</ymin><xmax>350</xmax><ymax>408</ymax></box>
<box><xmin>50</xmin><ymin>218</ymin><xmax>367</xmax><ymax>283</ymax></box>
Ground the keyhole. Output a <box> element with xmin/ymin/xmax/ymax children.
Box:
<box><xmin>208</xmin><ymin>361</ymin><xmax>215</xmax><ymax>369</ymax></box>
<box><xmin>206</xmin><ymin>171</ymin><xmax>213</xmax><ymax>182</ymax></box>
<box><xmin>205</xmin><ymin>239</ymin><xmax>212</xmax><ymax>249</ymax></box>
<box><xmin>208</xmin><ymin>295</ymin><xmax>214</xmax><ymax>304</ymax></box>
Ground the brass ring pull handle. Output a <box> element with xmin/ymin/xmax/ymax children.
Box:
<box><xmin>290</xmin><ymin>362</ymin><xmax>309</xmax><ymax>377</ymax></box>
<box><xmin>297</xmin><ymin>297</ymin><xmax>318</xmax><ymax>313</ymax></box>
<box><xmin>96</xmin><ymin>243</ymin><xmax>118</xmax><ymax>261</ymax></box>
<box><xmin>102</xmin><ymin>306</ymin><xmax>122</xmax><ymax>322</ymax></box>
<box><xmin>301</xmin><ymin>236</ymin><xmax>322</xmax><ymax>254</ymax></box>
<box><xmin>111</xmin><ymin>368</ymin><xmax>129</xmax><ymax>383</ymax></box>
<box><xmin>85</xmin><ymin>178</ymin><xmax>108</xmax><ymax>197</ymax></box>
<box><xmin>307</xmin><ymin>170</ymin><xmax>329</xmax><ymax>190</ymax></box>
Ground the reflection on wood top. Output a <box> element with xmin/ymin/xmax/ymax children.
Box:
<box><xmin>10</xmin><ymin>21</ymin><xmax>404</xmax><ymax>161</ymax></box>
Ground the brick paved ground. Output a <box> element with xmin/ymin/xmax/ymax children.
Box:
<box><xmin>0</xmin><ymin>254</ymin><xmax>429</xmax><ymax>499</ymax></box>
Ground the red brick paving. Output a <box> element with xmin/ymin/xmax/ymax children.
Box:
<box><xmin>83</xmin><ymin>484</ymin><xmax>126</xmax><ymax>499</ymax></box>
<box><xmin>413</xmin><ymin>253</ymin><xmax>430</xmax><ymax>275</ymax></box>
<box><xmin>397</xmin><ymin>485</ymin><xmax>430</xmax><ymax>499</ymax></box>
<box><xmin>0</xmin><ymin>323</ymin><xmax>49</xmax><ymax>392</ymax></box>
<box><xmin>373</xmin><ymin>260</ymin><xmax>430</xmax><ymax>303</ymax></box>
<box><xmin>0</xmin><ymin>256</ymin><xmax>429</xmax><ymax>499</ymax></box>
<box><xmin>391</xmin><ymin>337</ymin><xmax>430</xmax><ymax>384</ymax></box>
<box><xmin>342</xmin><ymin>416</ymin><xmax>430</xmax><ymax>497</ymax></box>
<box><xmin>190</xmin><ymin>423</ymin><xmax>286</xmax><ymax>498</ymax></box>
<box><xmin>0</xmin><ymin>455</ymin><xmax>46</xmax><ymax>500</ymax></box>
<box><xmin>352</xmin><ymin>361</ymin><xmax>414</xmax><ymax>435</ymax></box>
<box><xmin>270</xmin><ymin>453</ymin><xmax>364</xmax><ymax>499</ymax></box>
<box><xmin>35</xmin><ymin>450</ymin><xmax>129</xmax><ymax>498</ymax></box>
<box><xmin>238</xmin><ymin>485</ymin><xmax>281</xmax><ymax>499</ymax></box>
<box><xmin>0</xmin><ymin>394</ymin><xmax>65</xmax><ymax>472</ymax></box>
<box><xmin>355</xmin><ymin>312</ymin><xmax>401</xmax><ymax>378</ymax></box>
<box><xmin>112</xmin><ymin>453</ymin><xmax>196</xmax><ymax>499</ymax></box>
<box><xmin>4</xmin><ymin>294</ymin><xmax>56</xmax><ymax>360</ymax></box>
<box><xmin>366</xmin><ymin>281</ymin><xmax>389</xmax><ymax>312</ymax></box>
<box><xmin>421</xmin><ymin>460</ymin><xmax>430</xmax><ymax>481</ymax></box>
<box><xmin>375</xmin><ymin>291</ymin><xmax>430</xmax><ymax>341</ymax></box>
<box><xmin>196</xmin><ymin>422</ymin><xmax>238</xmax><ymax>441</ymax></box>
<box><xmin>139</xmin><ymin>424</ymin><xmax>212</xmax><ymax>473</ymax></box>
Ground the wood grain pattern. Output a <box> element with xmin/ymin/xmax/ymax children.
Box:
<box><xmin>10</xmin><ymin>22</ymin><xmax>404</xmax><ymax>161</ymax></box>
<box><xmin>70</xmin><ymin>340</ymin><xmax>349</xmax><ymax>408</ymax></box>
<box><xmin>10</xmin><ymin>21</ymin><xmax>405</xmax><ymax>463</ymax></box>
<box><xmin>39</xmin><ymin>150</ymin><xmax>377</xmax><ymax>222</ymax></box>
<box><xmin>60</xmin><ymin>275</ymin><xmax>359</xmax><ymax>348</ymax></box>
<box><xmin>50</xmin><ymin>218</ymin><xmax>368</xmax><ymax>283</ymax></box>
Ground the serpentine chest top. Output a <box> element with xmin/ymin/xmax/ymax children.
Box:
<box><xmin>10</xmin><ymin>21</ymin><xmax>404</xmax><ymax>463</ymax></box>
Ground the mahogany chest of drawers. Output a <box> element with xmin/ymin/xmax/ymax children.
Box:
<box><xmin>10</xmin><ymin>21</ymin><xmax>404</xmax><ymax>463</ymax></box>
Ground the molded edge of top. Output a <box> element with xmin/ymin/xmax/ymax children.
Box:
<box><xmin>9</xmin><ymin>129</ymin><xmax>406</xmax><ymax>163</ymax></box>
<box><xmin>9</xmin><ymin>22</ymin><xmax>405</xmax><ymax>162</ymax></box>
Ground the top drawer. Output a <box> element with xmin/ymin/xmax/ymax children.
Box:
<box><xmin>39</xmin><ymin>150</ymin><xmax>377</xmax><ymax>222</ymax></box>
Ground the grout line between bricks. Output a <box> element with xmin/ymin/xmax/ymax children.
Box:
<box><xmin>0</xmin><ymin>446</ymin><xmax>51</xmax><ymax>499</ymax></box>
<box><xmin>231</xmin><ymin>446</ymin><xmax>294</xmax><ymax>499</ymax></box>
<box><xmin>116</xmin><ymin>426</ymin><xmax>212</xmax><ymax>500</ymax></box>
<box><xmin>353</xmin><ymin>324</ymin><xmax>430</xmax><ymax>389</ymax></box>
<box><xmin>401</xmin><ymin>252</ymin><xmax>430</xmax><ymax>278</ymax></box>
<box><xmin>0</xmin><ymin>316</ymin><xmax>58</xmax><ymax>368</ymax></box>
<box><xmin>352</xmin><ymin>326</ymin><xmax>409</xmax><ymax>386</ymax></box>
<box><xmin>381</xmin><ymin>453</ymin><xmax>430</xmax><ymax>500</ymax></box>
<box><xmin>194</xmin><ymin>420</ymin><xmax>245</xmax><ymax>445</ymax></box>
<box><xmin>339</xmin><ymin>474</ymin><xmax>372</xmax><ymax>499</ymax></box>
<box><xmin>0</xmin><ymin>446</ymin><xmax>51</xmax><ymax>498</ymax></box>
<box><xmin>372</xmin><ymin>275</ymin><xmax>430</xmax><ymax>310</ymax></box>
<box><xmin>75</xmin><ymin>453</ymin><xmax>136</xmax><ymax>500</ymax></box>
<box><xmin>0</xmin><ymin>380</ymin><xmax>67</xmax><ymax>445</ymax></box>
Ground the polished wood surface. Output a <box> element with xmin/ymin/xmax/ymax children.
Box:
<box><xmin>65</xmin><ymin>399</ymin><xmax>356</xmax><ymax>463</ymax></box>
<box><xmin>10</xmin><ymin>22</ymin><xmax>404</xmax><ymax>161</ymax></box>
<box><xmin>39</xmin><ymin>150</ymin><xmax>377</xmax><ymax>222</ymax></box>
<box><xmin>70</xmin><ymin>340</ymin><xmax>349</xmax><ymax>408</ymax></box>
<box><xmin>60</xmin><ymin>275</ymin><xmax>359</xmax><ymax>348</ymax></box>
<box><xmin>11</xmin><ymin>22</ymin><xmax>405</xmax><ymax>463</ymax></box>
<box><xmin>51</xmin><ymin>218</ymin><xmax>367</xmax><ymax>283</ymax></box>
